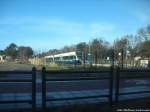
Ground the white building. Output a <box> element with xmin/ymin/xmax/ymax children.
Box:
<box><xmin>0</xmin><ymin>55</ymin><xmax>5</xmax><ymax>62</ymax></box>
<box><xmin>140</xmin><ymin>59</ymin><xmax>149</xmax><ymax>67</ymax></box>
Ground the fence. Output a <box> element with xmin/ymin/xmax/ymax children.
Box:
<box><xmin>0</xmin><ymin>67</ymin><xmax>36</xmax><ymax>112</ymax></box>
<box><xmin>42</xmin><ymin>66</ymin><xmax>114</xmax><ymax>111</ymax></box>
<box><xmin>0</xmin><ymin>66</ymin><xmax>150</xmax><ymax>111</ymax></box>
<box><xmin>115</xmin><ymin>67</ymin><xmax>150</xmax><ymax>102</ymax></box>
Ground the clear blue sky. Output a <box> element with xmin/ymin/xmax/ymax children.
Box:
<box><xmin>0</xmin><ymin>0</ymin><xmax>150</xmax><ymax>51</ymax></box>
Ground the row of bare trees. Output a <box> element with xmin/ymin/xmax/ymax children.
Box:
<box><xmin>1</xmin><ymin>24</ymin><xmax>149</xmax><ymax>64</ymax></box>
<box><xmin>43</xmin><ymin>24</ymin><xmax>150</xmax><ymax>65</ymax></box>
<box><xmin>114</xmin><ymin>24</ymin><xmax>150</xmax><ymax>59</ymax></box>
<box><xmin>76</xmin><ymin>39</ymin><xmax>110</xmax><ymax>64</ymax></box>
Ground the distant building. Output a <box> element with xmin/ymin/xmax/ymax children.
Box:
<box><xmin>0</xmin><ymin>55</ymin><xmax>5</xmax><ymax>62</ymax></box>
<box><xmin>29</xmin><ymin>57</ymin><xmax>45</xmax><ymax>65</ymax></box>
<box><xmin>140</xmin><ymin>59</ymin><xmax>150</xmax><ymax>67</ymax></box>
<box><xmin>134</xmin><ymin>56</ymin><xmax>141</xmax><ymax>61</ymax></box>
<box><xmin>5</xmin><ymin>56</ymin><xmax>12</xmax><ymax>61</ymax></box>
<box><xmin>134</xmin><ymin>56</ymin><xmax>150</xmax><ymax>67</ymax></box>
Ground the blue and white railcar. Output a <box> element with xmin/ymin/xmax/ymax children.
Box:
<box><xmin>45</xmin><ymin>51</ymin><xmax>81</xmax><ymax>64</ymax></box>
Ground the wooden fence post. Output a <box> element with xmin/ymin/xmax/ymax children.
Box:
<box><xmin>115</xmin><ymin>66</ymin><xmax>120</xmax><ymax>103</ymax></box>
<box><xmin>32</xmin><ymin>67</ymin><xmax>36</xmax><ymax>112</ymax></box>
<box><xmin>42</xmin><ymin>67</ymin><xmax>46</xmax><ymax>112</ymax></box>
<box><xmin>109</xmin><ymin>66</ymin><xmax>113</xmax><ymax>105</ymax></box>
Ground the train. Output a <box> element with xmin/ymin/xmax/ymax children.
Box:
<box><xmin>44</xmin><ymin>51</ymin><xmax>82</xmax><ymax>65</ymax></box>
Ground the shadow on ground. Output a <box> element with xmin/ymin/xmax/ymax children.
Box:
<box><xmin>1</xmin><ymin>97</ymin><xmax>150</xmax><ymax>112</ymax></box>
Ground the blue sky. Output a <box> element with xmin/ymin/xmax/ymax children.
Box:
<box><xmin>0</xmin><ymin>0</ymin><xmax>150</xmax><ymax>51</ymax></box>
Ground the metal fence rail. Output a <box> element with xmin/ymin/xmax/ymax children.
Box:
<box><xmin>0</xmin><ymin>67</ymin><xmax>36</xmax><ymax>112</ymax></box>
<box><xmin>115</xmin><ymin>67</ymin><xmax>150</xmax><ymax>103</ymax></box>
<box><xmin>42</xmin><ymin>66</ymin><xmax>114</xmax><ymax>111</ymax></box>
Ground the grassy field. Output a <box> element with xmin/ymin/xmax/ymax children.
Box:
<box><xmin>0</xmin><ymin>64</ymin><xmax>34</xmax><ymax>78</ymax></box>
<box><xmin>0</xmin><ymin>63</ymin><xmax>34</xmax><ymax>71</ymax></box>
<box><xmin>0</xmin><ymin>63</ymin><xmax>110</xmax><ymax>71</ymax></box>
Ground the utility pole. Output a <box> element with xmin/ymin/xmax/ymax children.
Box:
<box><xmin>88</xmin><ymin>41</ymin><xmax>92</xmax><ymax>67</ymax></box>
<box><xmin>121</xmin><ymin>49</ymin><xmax>124</xmax><ymax>69</ymax></box>
<box><xmin>112</xmin><ymin>49</ymin><xmax>115</xmax><ymax>68</ymax></box>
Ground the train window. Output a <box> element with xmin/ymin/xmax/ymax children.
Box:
<box><xmin>69</xmin><ymin>56</ymin><xmax>75</xmax><ymax>60</ymax></box>
<box><xmin>54</xmin><ymin>57</ymin><xmax>60</xmax><ymax>61</ymax></box>
<box><xmin>46</xmin><ymin>58</ymin><xmax>53</xmax><ymax>62</ymax></box>
<box><xmin>63</xmin><ymin>56</ymin><xmax>69</xmax><ymax>60</ymax></box>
